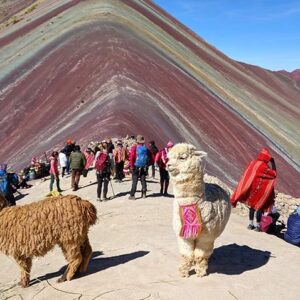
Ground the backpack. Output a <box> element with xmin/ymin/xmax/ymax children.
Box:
<box><xmin>95</xmin><ymin>153</ymin><xmax>110</xmax><ymax>173</ymax></box>
<box><xmin>8</xmin><ymin>173</ymin><xmax>19</xmax><ymax>188</ymax></box>
<box><xmin>134</xmin><ymin>145</ymin><xmax>149</xmax><ymax>168</ymax></box>
<box><xmin>260</xmin><ymin>215</ymin><xmax>273</xmax><ymax>232</ymax></box>
<box><xmin>0</xmin><ymin>169</ymin><xmax>8</xmax><ymax>196</ymax></box>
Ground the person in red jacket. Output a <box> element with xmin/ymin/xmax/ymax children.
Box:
<box><xmin>49</xmin><ymin>151</ymin><xmax>62</xmax><ymax>193</ymax></box>
<box><xmin>155</xmin><ymin>141</ymin><xmax>174</xmax><ymax>196</ymax></box>
<box><xmin>128</xmin><ymin>135</ymin><xmax>153</xmax><ymax>200</ymax></box>
<box><xmin>230</xmin><ymin>147</ymin><xmax>277</xmax><ymax>231</ymax></box>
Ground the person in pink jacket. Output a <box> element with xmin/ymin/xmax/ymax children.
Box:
<box><xmin>155</xmin><ymin>141</ymin><xmax>174</xmax><ymax>196</ymax></box>
<box><xmin>49</xmin><ymin>151</ymin><xmax>62</xmax><ymax>193</ymax></box>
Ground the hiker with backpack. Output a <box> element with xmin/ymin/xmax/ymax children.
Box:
<box><xmin>0</xmin><ymin>163</ymin><xmax>16</xmax><ymax>206</ymax></box>
<box><xmin>113</xmin><ymin>140</ymin><xmax>128</xmax><ymax>183</ymax></box>
<box><xmin>95</xmin><ymin>144</ymin><xmax>112</xmax><ymax>201</ymax></box>
<box><xmin>155</xmin><ymin>141</ymin><xmax>174</xmax><ymax>196</ymax></box>
<box><xmin>128</xmin><ymin>135</ymin><xmax>153</xmax><ymax>200</ymax></box>
<box><xmin>69</xmin><ymin>145</ymin><xmax>86</xmax><ymax>191</ymax></box>
<box><xmin>149</xmin><ymin>140</ymin><xmax>159</xmax><ymax>178</ymax></box>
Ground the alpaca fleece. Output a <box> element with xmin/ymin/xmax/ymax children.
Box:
<box><xmin>0</xmin><ymin>194</ymin><xmax>97</xmax><ymax>287</ymax></box>
<box><xmin>167</xmin><ymin>143</ymin><xmax>231</xmax><ymax>277</ymax></box>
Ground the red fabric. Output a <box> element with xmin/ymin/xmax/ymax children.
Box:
<box><xmin>129</xmin><ymin>145</ymin><xmax>153</xmax><ymax>168</ymax></box>
<box><xmin>230</xmin><ymin>148</ymin><xmax>276</xmax><ymax>212</ymax></box>
<box><xmin>155</xmin><ymin>148</ymin><xmax>168</xmax><ymax>170</ymax></box>
<box><xmin>49</xmin><ymin>157</ymin><xmax>58</xmax><ymax>175</ymax></box>
<box><xmin>129</xmin><ymin>145</ymin><xmax>137</xmax><ymax>168</ymax></box>
<box><xmin>84</xmin><ymin>152</ymin><xmax>94</xmax><ymax>169</ymax></box>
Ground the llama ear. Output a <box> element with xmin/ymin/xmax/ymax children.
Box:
<box><xmin>194</xmin><ymin>151</ymin><xmax>207</xmax><ymax>158</ymax></box>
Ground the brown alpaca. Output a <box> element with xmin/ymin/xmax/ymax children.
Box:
<box><xmin>0</xmin><ymin>194</ymin><xmax>97</xmax><ymax>287</ymax></box>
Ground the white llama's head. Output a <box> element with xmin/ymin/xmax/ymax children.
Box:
<box><xmin>167</xmin><ymin>143</ymin><xmax>207</xmax><ymax>183</ymax></box>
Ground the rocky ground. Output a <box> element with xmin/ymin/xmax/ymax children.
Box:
<box><xmin>0</xmin><ymin>171</ymin><xmax>299</xmax><ymax>300</ymax></box>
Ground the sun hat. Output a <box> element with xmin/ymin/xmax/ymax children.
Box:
<box><xmin>136</xmin><ymin>135</ymin><xmax>145</xmax><ymax>143</ymax></box>
<box><xmin>166</xmin><ymin>141</ymin><xmax>174</xmax><ymax>148</ymax></box>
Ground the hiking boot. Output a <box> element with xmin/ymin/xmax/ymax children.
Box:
<box><xmin>247</xmin><ymin>224</ymin><xmax>255</xmax><ymax>230</ymax></box>
<box><xmin>128</xmin><ymin>195</ymin><xmax>136</xmax><ymax>200</ymax></box>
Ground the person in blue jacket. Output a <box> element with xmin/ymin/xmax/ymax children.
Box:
<box><xmin>284</xmin><ymin>205</ymin><xmax>300</xmax><ymax>246</ymax></box>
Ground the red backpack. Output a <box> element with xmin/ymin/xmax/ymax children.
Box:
<box><xmin>95</xmin><ymin>153</ymin><xmax>109</xmax><ymax>172</ymax></box>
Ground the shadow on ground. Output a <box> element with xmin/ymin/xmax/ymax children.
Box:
<box><xmin>208</xmin><ymin>243</ymin><xmax>271</xmax><ymax>275</ymax></box>
<box><xmin>15</xmin><ymin>193</ymin><xmax>29</xmax><ymax>201</ymax></box>
<box><xmin>30</xmin><ymin>250</ymin><xmax>149</xmax><ymax>285</ymax></box>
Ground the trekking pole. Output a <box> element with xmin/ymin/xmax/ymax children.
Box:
<box><xmin>109</xmin><ymin>179</ymin><xmax>115</xmax><ymax>198</ymax></box>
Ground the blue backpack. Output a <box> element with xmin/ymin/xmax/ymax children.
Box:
<box><xmin>134</xmin><ymin>145</ymin><xmax>148</xmax><ymax>168</ymax></box>
<box><xmin>0</xmin><ymin>170</ymin><xmax>8</xmax><ymax>196</ymax></box>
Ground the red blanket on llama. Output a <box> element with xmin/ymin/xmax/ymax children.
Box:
<box><xmin>230</xmin><ymin>148</ymin><xmax>277</xmax><ymax>212</ymax></box>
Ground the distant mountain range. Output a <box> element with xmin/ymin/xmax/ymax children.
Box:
<box><xmin>0</xmin><ymin>0</ymin><xmax>299</xmax><ymax>195</ymax></box>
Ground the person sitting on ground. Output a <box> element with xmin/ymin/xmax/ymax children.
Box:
<box><xmin>69</xmin><ymin>145</ymin><xmax>86</xmax><ymax>191</ymax></box>
<box><xmin>128</xmin><ymin>135</ymin><xmax>152</xmax><ymax>200</ymax></box>
<box><xmin>95</xmin><ymin>144</ymin><xmax>112</xmax><ymax>202</ymax></box>
<box><xmin>59</xmin><ymin>149</ymin><xmax>67</xmax><ymax>177</ymax></box>
<box><xmin>284</xmin><ymin>205</ymin><xmax>300</xmax><ymax>246</ymax></box>
<box><xmin>18</xmin><ymin>170</ymin><xmax>31</xmax><ymax>189</ymax></box>
<box><xmin>0</xmin><ymin>163</ymin><xmax>16</xmax><ymax>206</ymax></box>
<box><xmin>49</xmin><ymin>151</ymin><xmax>62</xmax><ymax>193</ymax></box>
<box><xmin>231</xmin><ymin>147</ymin><xmax>277</xmax><ymax>232</ymax></box>
<box><xmin>155</xmin><ymin>141</ymin><xmax>174</xmax><ymax>196</ymax></box>
<box><xmin>113</xmin><ymin>140</ymin><xmax>127</xmax><ymax>182</ymax></box>
<box><xmin>148</xmin><ymin>140</ymin><xmax>159</xmax><ymax>178</ymax></box>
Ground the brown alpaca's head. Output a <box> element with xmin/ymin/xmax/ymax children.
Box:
<box><xmin>0</xmin><ymin>193</ymin><xmax>8</xmax><ymax>211</ymax></box>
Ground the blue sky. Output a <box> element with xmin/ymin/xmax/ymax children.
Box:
<box><xmin>154</xmin><ymin>0</ymin><xmax>300</xmax><ymax>71</ymax></box>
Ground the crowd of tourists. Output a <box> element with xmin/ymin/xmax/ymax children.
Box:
<box><xmin>0</xmin><ymin>136</ymin><xmax>299</xmax><ymax>247</ymax></box>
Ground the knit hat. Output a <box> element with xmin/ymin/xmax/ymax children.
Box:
<box><xmin>166</xmin><ymin>141</ymin><xmax>174</xmax><ymax>148</ymax></box>
<box><xmin>136</xmin><ymin>135</ymin><xmax>145</xmax><ymax>144</ymax></box>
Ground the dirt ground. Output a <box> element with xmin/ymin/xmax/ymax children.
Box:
<box><xmin>0</xmin><ymin>171</ymin><xmax>299</xmax><ymax>300</ymax></box>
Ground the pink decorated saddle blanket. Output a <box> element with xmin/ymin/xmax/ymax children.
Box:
<box><xmin>179</xmin><ymin>203</ymin><xmax>203</xmax><ymax>239</ymax></box>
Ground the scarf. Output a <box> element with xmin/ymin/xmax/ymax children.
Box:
<box><xmin>179</xmin><ymin>203</ymin><xmax>202</xmax><ymax>239</ymax></box>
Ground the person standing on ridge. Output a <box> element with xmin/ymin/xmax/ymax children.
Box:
<box><xmin>49</xmin><ymin>151</ymin><xmax>62</xmax><ymax>193</ymax></box>
<box><xmin>59</xmin><ymin>149</ymin><xmax>67</xmax><ymax>177</ymax></box>
<box><xmin>155</xmin><ymin>141</ymin><xmax>174</xmax><ymax>196</ymax></box>
<box><xmin>95</xmin><ymin>144</ymin><xmax>112</xmax><ymax>201</ymax></box>
<box><xmin>128</xmin><ymin>135</ymin><xmax>152</xmax><ymax>200</ymax></box>
<box><xmin>64</xmin><ymin>139</ymin><xmax>75</xmax><ymax>174</ymax></box>
<box><xmin>230</xmin><ymin>147</ymin><xmax>277</xmax><ymax>231</ymax></box>
<box><xmin>69</xmin><ymin>145</ymin><xmax>86</xmax><ymax>191</ymax></box>
<box><xmin>148</xmin><ymin>140</ymin><xmax>159</xmax><ymax>178</ymax></box>
<box><xmin>113</xmin><ymin>140</ymin><xmax>127</xmax><ymax>183</ymax></box>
